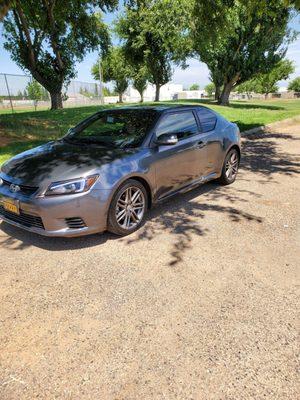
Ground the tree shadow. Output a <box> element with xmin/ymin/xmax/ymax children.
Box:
<box><xmin>123</xmin><ymin>183</ymin><xmax>263</xmax><ymax>266</ymax></box>
<box><xmin>241</xmin><ymin>131</ymin><xmax>300</xmax><ymax>180</ymax></box>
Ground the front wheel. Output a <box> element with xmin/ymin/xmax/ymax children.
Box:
<box><xmin>218</xmin><ymin>148</ymin><xmax>239</xmax><ymax>185</ymax></box>
<box><xmin>107</xmin><ymin>179</ymin><xmax>148</xmax><ymax>236</ymax></box>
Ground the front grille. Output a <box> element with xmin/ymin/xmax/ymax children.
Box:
<box><xmin>1</xmin><ymin>178</ymin><xmax>38</xmax><ymax>196</ymax></box>
<box><xmin>0</xmin><ymin>205</ymin><xmax>44</xmax><ymax>229</ymax></box>
<box><xmin>65</xmin><ymin>217</ymin><xmax>86</xmax><ymax>229</ymax></box>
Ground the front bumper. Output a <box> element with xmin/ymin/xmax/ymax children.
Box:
<box><xmin>0</xmin><ymin>184</ymin><xmax>112</xmax><ymax>237</ymax></box>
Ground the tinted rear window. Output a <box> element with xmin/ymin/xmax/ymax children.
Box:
<box><xmin>197</xmin><ymin>108</ymin><xmax>217</xmax><ymax>132</ymax></box>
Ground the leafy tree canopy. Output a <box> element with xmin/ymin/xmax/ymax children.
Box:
<box><xmin>26</xmin><ymin>79</ymin><xmax>44</xmax><ymax>110</ymax></box>
<box><xmin>3</xmin><ymin>0</ymin><xmax>117</xmax><ymax>109</ymax></box>
<box><xmin>191</xmin><ymin>0</ymin><xmax>296</xmax><ymax>105</ymax></box>
<box><xmin>0</xmin><ymin>0</ymin><xmax>11</xmax><ymax>20</ymax></box>
<box><xmin>254</xmin><ymin>59</ymin><xmax>294</xmax><ymax>97</ymax></box>
<box><xmin>235</xmin><ymin>59</ymin><xmax>294</xmax><ymax>98</ymax></box>
<box><xmin>190</xmin><ymin>83</ymin><xmax>200</xmax><ymax>90</ymax></box>
<box><xmin>235</xmin><ymin>79</ymin><xmax>259</xmax><ymax>95</ymax></box>
<box><xmin>132</xmin><ymin>65</ymin><xmax>150</xmax><ymax>102</ymax></box>
<box><xmin>116</xmin><ymin>0</ymin><xmax>192</xmax><ymax>101</ymax></box>
<box><xmin>288</xmin><ymin>76</ymin><xmax>300</xmax><ymax>91</ymax></box>
<box><xmin>92</xmin><ymin>46</ymin><xmax>132</xmax><ymax>103</ymax></box>
<box><xmin>204</xmin><ymin>82</ymin><xmax>215</xmax><ymax>97</ymax></box>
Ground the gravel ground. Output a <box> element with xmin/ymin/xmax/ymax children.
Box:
<box><xmin>0</xmin><ymin>122</ymin><xmax>299</xmax><ymax>400</ymax></box>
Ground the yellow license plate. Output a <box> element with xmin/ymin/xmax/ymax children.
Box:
<box><xmin>3</xmin><ymin>200</ymin><xmax>20</xmax><ymax>214</ymax></box>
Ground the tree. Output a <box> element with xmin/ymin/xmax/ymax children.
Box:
<box><xmin>0</xmin><ymin>0</ymin><xmax>12</xmax><ymax>21</ymax></box>
<box><xmin>190</xmin><ymin>83</ymin><xmax>200</xmax><ymax>90</ymax></box>
<box><xmin>116</xmin><ymin>0</ymin><xmax>192</xmax><ymax>101</ymax></box>
<box><xmin>254</xmin><ymin>59</ymin><xmax>294</xmax><ymax>98</ymax></box>
<box><xmin>102</xmin><ymin>86</ymin><xmax>112</xmax><ymax>96</ymax></box>
<box><xmin>3</xmin><ymin>1</ymin><xmax>116</xmax><ymax>109</ymax></box>
<box><xmin>204</xmin><ymin>82</ymin><xmax>215</xmax><ymax>97</ymax></box>
<box><xmin>192</xmin><ymin>0</ymin><xmax>295</xmax><ymax>105</ymax></box>
<box><xmin>92</xmin><ymin>47</ymin><xmax>132</xmax><ymax>103</ymax></box>
<box><xmin>235</xmin><ymin>79</ymin><xmax>258</xmax><ymax>99</ymax></box>
<box><xmin>26</xmin><ymin>80</ymin><xmax>43</xmax><ymax>110</ymax></box>
<box><xmin>288</xmin><ymin>77</ymin><xmax>300</xmax><ymax>92</ymax></box>
<box><xmin>132</xmin><ymin>66</ymin><xmax>149</xmax><ymax>102</ymax></box>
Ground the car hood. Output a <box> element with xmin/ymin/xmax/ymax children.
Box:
<box><xmin>1</xmin><ymin>140</ymin><xmax>138</xmax><ymax>186</ymax></box>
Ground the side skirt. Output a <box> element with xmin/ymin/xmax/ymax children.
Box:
<box><xmin>155</xmin><ymin>172</ymin><xmax>218</xmax><ymax>204</ymax></box>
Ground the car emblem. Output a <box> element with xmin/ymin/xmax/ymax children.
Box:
<box><xmin>10</xmin><ymin>184</ymin><xmax>21</xmax><ymax>193</ymax></box>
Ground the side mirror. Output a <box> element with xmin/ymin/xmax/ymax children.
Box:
<box><xmin>154</xmin><ymin>133</ymin><xmax>178</xmax><ymax>146</ymax></box>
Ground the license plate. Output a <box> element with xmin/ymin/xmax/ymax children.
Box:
<box><xmin>3</xmin><ymin>199</ymin><xmax>20</xmax><ymax>214</ymax></box>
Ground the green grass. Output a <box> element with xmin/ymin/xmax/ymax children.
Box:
<box><xmin>1</xmin><ymin>98</ymin><xmax>299</xmax><ymax>165</ymax></box>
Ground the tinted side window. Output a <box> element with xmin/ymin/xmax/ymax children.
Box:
<box><xmin>197</xmin><ymin>108</ymin><xmax>217</xmax><ymax>132</ymax></box>
<box><xmin>156</xmin><ymin>111</ymin><xmax>198</xmax><ymax>140</ymax></box>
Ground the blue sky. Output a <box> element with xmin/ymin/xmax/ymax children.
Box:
<box><xmin>0</xmin><ymin>11</ymin><xmax>299</xmax><ymax>89</ymax></box>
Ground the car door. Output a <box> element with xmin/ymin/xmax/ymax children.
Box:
<box><xmin>195</xmin><ymin>108</ymin><xmax>223</xmax><ymax>176</ymax></box>
<box><xmin>151</xmin><ymin>110</ymin><xmax>206</xmax><ymax>200</ymax></box>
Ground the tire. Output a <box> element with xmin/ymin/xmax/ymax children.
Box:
<box><xmin>107</xmin><ymin>179</ymin><xmax>148</xmax><ymax>236</ymax></box>
<box><xmin>218</xmin><ymin>148</ymin><xmax>240</xmax><ymax>185</ymax></box>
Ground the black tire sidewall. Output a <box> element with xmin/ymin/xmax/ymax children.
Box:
<box><xmin>107</xmin><ymin>179</ymin><xmax>148</xmax><ymax>236</ymax></box>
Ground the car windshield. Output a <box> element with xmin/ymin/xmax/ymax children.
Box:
<box><xmin>65</xmin><ymin>109</ymin><xmax>158</xmax><ymax>148</ymax></box>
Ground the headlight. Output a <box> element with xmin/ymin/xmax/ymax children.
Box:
<box><xmin>44</xmin><ymin>175</ymin><xmax>99</xmax><ymax>196</ymax></box>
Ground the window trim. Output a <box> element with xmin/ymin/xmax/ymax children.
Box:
<box><xmin>150</xmin><ymin>109</ymin><xmax>201</xmax><ymax>144</ymax></box>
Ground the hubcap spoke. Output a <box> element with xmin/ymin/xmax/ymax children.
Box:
<box><xmin>116</xmin><ymin>209</ymin><xmax>126</xmax><ymax>222</ymax></box>
<box><xmin>131</xmin><ymin>210</ymin><xmax>139</xmax><ymax>222</ymax></box>
<box><xmin>123</xmin><ymin>213</ymin><xmax>130</xmax><ymax>228</ymax></box>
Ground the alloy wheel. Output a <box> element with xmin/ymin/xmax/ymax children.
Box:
<box><xmin>225</xmin><ymin>152</ymin><xmax>239</xmax><ymax>181</ymax></box>
<box><xmin>115</xmin><ymin>186</ymin><xmax>146</xmax><ymax>230</ymax></box>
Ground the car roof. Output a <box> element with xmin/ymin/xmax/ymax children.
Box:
<box><xmin>103</xmin><ymin>104</ymin><xmax>215</xmax><ymax>113</ymax></box>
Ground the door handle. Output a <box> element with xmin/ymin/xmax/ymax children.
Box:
<box><xmin>196</xmin><ymin>140</ymin><xmax>206</xmax><ymax>149</ymax></box>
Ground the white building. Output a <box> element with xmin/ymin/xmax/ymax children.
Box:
<box><xmin>125</xmin><ymin>83</ymin><xmax>183</xmax><ymax>102</ymax></box>
<box><xmin>174</xmin><ymin>90</ymin><xmax>206</xmax><ymax>100</ymax></box>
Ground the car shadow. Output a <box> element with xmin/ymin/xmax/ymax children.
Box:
<box><xmin>0</xmin><ymin>182</ymin><xmax>262</xmax><ymax>257</ymax></box>
<box><xmin>0</xmin><ymin>222</ymin><xmax>117</xmax><ymax>251</ymax></box>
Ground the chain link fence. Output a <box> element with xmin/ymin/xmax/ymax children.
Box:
<box><xmin>0</xmin><ymin>73</ymin><xmax>110</xmax><ymax>112</ymax></box>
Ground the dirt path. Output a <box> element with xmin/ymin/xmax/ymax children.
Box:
<box><xmin>0</xmin><ymin>122</ymin><xmax>299</xmax><ymax>399</ymax></box>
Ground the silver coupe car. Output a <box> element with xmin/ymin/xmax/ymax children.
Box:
<box><xmin>0</xmin><ymin>105</ymin><xmax>241</xmax><ymax>237</ymax></box>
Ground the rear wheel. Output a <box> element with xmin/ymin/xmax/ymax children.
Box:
<box><xmin>218</xmin><ymin>148</ymin><xmax>239</xmax><ymax>185</ymax></box>
<box><xmin>107</xmin><ymin>179</ymin><xmax>148</xmax><ymax>236</ymax></box>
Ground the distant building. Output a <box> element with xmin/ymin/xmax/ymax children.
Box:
<box><xmin>125</xmin><ymin>83</ymin><xmax>183</xmax><ymax>102</ymax></box>
<box><xmin>174</xmin><ymin>90</ymin><xmax>206</xmax><ymax>100</ymax></box>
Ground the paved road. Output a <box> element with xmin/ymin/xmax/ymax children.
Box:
<box><xmin>0</xmin><ymin>122</ymin><xmax>299</xmax><ymax>399</ymax></box>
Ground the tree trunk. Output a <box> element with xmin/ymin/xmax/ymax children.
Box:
<box><xmin>218</xmin><ymin>82</ymin><xmax>234</xmax><ymax>106</ymax></box>
<box><xmin>50</xmin><ymin>91</ymin><xmax>63</xmax><ymax>109</ymax></box>
<box><xmin>214</xmin><ymin>85</ymin><xmax>221</xmax><ymax>101</ymax></box>
<box><xmin>155</xmin><ymin>84</ymin><xmax>160</xmax><ymax>102</ymax></box>
<box><xmin>264</xmin><ymin>93</ymin><xmax>268</xmax><ymax>100</ymax></box>
<box><xmin>118</xmin><ymin>92</ymin><xmax>123</xmax><ymax>103</ymax></box>
<box><xmin>139</xmin><ymin>91</ymin><xmax>144</xmax><ymax>103</ymax></box>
